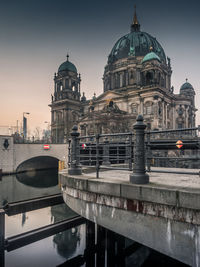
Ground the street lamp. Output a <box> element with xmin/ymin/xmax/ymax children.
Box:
<box><xmin>23</xmin><ymin>112</ymin><xmax>30</xmax><ymax>140</ymax></box>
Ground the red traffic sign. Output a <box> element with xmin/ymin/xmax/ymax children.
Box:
<box><xmin>176</xmin><ymin>140</ymin><xmax>183</xmax><ymax>149</ymax></box>
<box><xmin>82</xmin><ymin>143</ymin><xmax>87</xmax><ymax>149</ymax></box>
<box><xmin>43</xmin><ymin>144</ymin><xmax>50</xmax><ymax>150</ymax></box>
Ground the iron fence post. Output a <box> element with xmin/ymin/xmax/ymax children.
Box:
<box><xmin>130</xmin><ymin>115</ymin><xmax>149</xmax><ymax>184</ymax></box>
<box><xmin>96</xmin><ymin>134</ymin><xmax>100</xmax><ymax>178</ymax></box>
<box><xmin>68</xmin><ymin>139</ymin><xmax>71</xmax><ymax>169</ymax></box>
<box><xmin>68</xmin><ymin>125</ymin><xmax>82</xmax><ymax>175</ymax></box>
<box><xmin>89</xmin><ymin>145</ymin><xmax>92</xmax><ymax>166</ymax></box>
<box><xmin>125</xmin><ymin>138</ymin><xmax>128</xmax><ymax>165</ymax></box>
<box><xmin>129</xmin><ymin>134</ymin><xmax>133</xmax><ymax>171</ymax></box>
<box><xmin>102</xmin><ymin>137</ymin><xmax>111</xmax><ymax>166</ymax></box>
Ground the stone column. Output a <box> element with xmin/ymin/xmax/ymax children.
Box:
<box><xmin>139</xmin><ymin>97</ymin><xmax>144</xmax><ymax>115</ymax></box>
<box><xmin>137</xmin><ymin>70</ymin><xmax>141</xmax><ymax>85</ymax></box>
<box><xmin>63</xmin><ymin>109</ymin><xmax>68</xmax><ymax>143</ymax></box>
<box><xmin>162</xmin><ymin>100</ymin><xmax>165</xmax><ymax>129</ymax></box>
<box><xmin>185</xmin><ymin>106</ymin><xmax>188</xmax><ymax>128</ymax></box>
<box><xmin>165</xmin><ymin>103</ymin><xmax>168</xmax><ymax>128</ymax></box>
<box><xmin>130</xmin><ymin>115</ymin><xmax>149</xmax><ymax>184</ymax></box>
<box><xmin>126</xmin><ymin>71</ymin><xmax>129</xmax><ymax>86</ymax></box>
<box><xmin>172</xmin><ymin>104</ymin><xmax>176</xmax><ymax>129</ymax></box>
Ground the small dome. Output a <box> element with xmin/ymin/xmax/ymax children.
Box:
<box><xmin>180</xmin><ymin>79</ymin><xmax>195</xmax><ymax>96</ymax></box>
<box><xmin>58</xmin><ymin>55</ymin><xmax>77</xmax><ymax>73</ymax></box>
<box><xmin>180</xmin><ymin>81</ymin><xmax>194</xmax><ymax>91</ymax></box>
<box><xmin>142</xmin><ymin>51</ymin><xmax>161</xmax><ymax>63</ymax></box>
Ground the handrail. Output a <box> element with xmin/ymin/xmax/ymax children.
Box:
<box><xmin>67</xmin><ymin>120</ymin><xmax>200</xmax><ymax>181</ymax></box>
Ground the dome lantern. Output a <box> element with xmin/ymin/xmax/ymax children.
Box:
<box><xmin>131</xmin><ymin>5</ymin><xmax>140</xmax><ymax>32</ymax></box>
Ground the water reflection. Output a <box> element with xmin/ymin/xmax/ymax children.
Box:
<box><xmin>6</xmin><ymin>203</ymin><xmax>85</xmax><ymax>267</ymax></box>
<box><xmin>0</xmin><ymin>170</ymin><xmax>60</xmax><ymax>207</ymax></box>
<box><xmin>16</xmin><ymin>169</ymin><xmax>58</xmax><ymax>188</ymax></box>
<box><xmin>3</xmin><ymin>170</ymin><xmax>189</xmax><ymax>267</ymax></box>
<box><xmin>51</xmin><ymin>204</ymin><xmax>82</xmax><ymax>260</ymax></box>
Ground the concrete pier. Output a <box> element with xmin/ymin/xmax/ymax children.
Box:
<box><xmin>60</xmin><ymin>167</ymin><xmax>200</xmax><ymax>267</ymax></box>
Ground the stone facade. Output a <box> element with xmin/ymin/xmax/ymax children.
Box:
<box><xmin>50</xmin><ymin>10</ymin><xmax>197</xmax><ymax>142</ymax></box>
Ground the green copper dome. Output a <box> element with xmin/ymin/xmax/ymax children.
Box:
<box><xmin>180</xmin><ymin>79</ymin><xmax>195</xmax><ymax>96</ymax></box>
<box><xmin>180</xmin><ymin>82</ymin><xmax>194</xmax><ymax>91</ymax></box>
<box><xmin>142</xmin><ymin>51</ymin><xmax>161</xmax><ymax>63</ymax></box>
<box><xmin>108</xmin><ymin>31</ymin><xmax>166</xmax><ymax>64</ymax></box>
<box><xmin>58</xmin><ymin>56</ymin><xmax>77</xmax><ymax>73</ymax></box>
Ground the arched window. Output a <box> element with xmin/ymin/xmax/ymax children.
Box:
<box><xmin>72</xmin><ymin>82</ymin><xmax>76</xmax><ymax>91</ymax></box>
<box><xmin>131</xmin><ymin>104</ymin><xmax>137</xmax><ymax>114</ymax></box>
<box><xmin>146</xmin><ymin>72</ymin><xmax>153</xmax><ymax>85</ymax></box>
<box><xmin>144</xmin><ymin>101</ymin><xmax>153</xmax><ymax>115</ymax></box>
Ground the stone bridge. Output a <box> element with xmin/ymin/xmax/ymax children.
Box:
<box><xmin>0</xmin><ymin>135</ymin><xmax>68</xmax><ymax>173</ymax></box>
<box><xmin>60</xmin><ymin>118</ymin><xmax>200</xmax><ymax>266</ymax></box>
<box><xmin>60</xmin><ymin>168</ymin><xmax>200</xmax><ymax>267</ymax></box>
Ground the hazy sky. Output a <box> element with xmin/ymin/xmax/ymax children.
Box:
<box><xmin>0</xmin><ymin>0</ymin><xmax>200</xmax><ymax>134</ymax></box>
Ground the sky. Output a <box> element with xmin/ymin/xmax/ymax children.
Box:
<box><xmin>0</xmin><ymin>0</ymin><xmax>200</xmax><ymax>135</ymax></box>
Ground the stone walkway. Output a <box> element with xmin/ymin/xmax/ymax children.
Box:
<box><xmin>84</xmin><ymin>167</ymin><xmax>200</xmax><ymax>192</ymax></box>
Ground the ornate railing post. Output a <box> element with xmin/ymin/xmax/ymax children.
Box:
<box><xmin>130</xmin><ymin>115</ymin><xmax>149</xmax><ymax>184</ymax></box>
<box><xmin>102</xmin><ymin>137</ymin><xmax>111</xmax><ymax>166</ymax></box>
<box><xmin>68</xmin><ymin>125</ymin><xmax>82</xmax><ymax>175</ymax></box>
<box><xmin>68</xmin><ymin>139</ymin><xmax>71</xmax><ymax>169</ymax></box>
<box><xmin>96</xmin><ymin>134</ymin><xmax>100</xmax><ymax>178</ymax></box>
<box><xmin>128</xmin><ymin>134</ymin><xmax>133</xmax><ymax>171</ymax></box>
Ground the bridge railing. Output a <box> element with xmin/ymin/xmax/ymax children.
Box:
<box><xmin>146</xmin><ymin>126</ymin><xmax>200</xmax><ymax>171</ymax></box>
<box><xmin>67</xmin><ymin>117</ymin><xmax>200</xmax><ymax>184</ymax></box>
<box><xmin>68</xmin><ymin>129</ymin><xmax>133</xmax><ymax>178</ymax></box>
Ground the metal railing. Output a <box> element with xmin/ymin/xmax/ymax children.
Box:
<box><xmin>67</xmin><ymin>116</ymin><xmax>200</xmax><ymax>184</ymax></box>
<box><xmin>146</xmin><ymin>126</ymin><xmax>200</xmax><ymax>171</ymax></box>
<box><xmin>68</xmin><ymin>128</ymin><xmax>133</xmax><ymax>178</ymax></box>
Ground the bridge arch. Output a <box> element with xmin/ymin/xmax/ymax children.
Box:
<box><xmin>16</xmin><ymin>168</ymin><xmax>58</xmax><ymax>188</ymax></box>
<box><xmin>16</xmin><ymin>156</ymin><xmax>59</xmax><ymax>173</ymax></box>
<box><xmin>13</xmin><ymin>143</ymin><xmax>68</xmax><ymax>172</ymax></box>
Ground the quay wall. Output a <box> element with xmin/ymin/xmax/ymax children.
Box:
<box><xmin>60</xmin><ymin>172</ymin><xmax>200</xmax><ymax>267</ymax></box>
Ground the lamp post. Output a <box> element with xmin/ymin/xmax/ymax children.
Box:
<box><xmin>23</xmin><ymin>112</ymin><xmax>30</xmax><ymax>141</ymax></box>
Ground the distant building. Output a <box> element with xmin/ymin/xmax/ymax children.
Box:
<box><xmin>50</xmin><ymin>8</ymin><xmax>196</xmax><ymax>143</ymax></box>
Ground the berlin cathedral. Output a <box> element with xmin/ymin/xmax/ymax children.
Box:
<box><xmin>50</xmin><ymin>8</ymin><xmax>196</xmax><ymax>143</ymax></box>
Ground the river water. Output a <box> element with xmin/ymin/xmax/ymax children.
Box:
<box><xmin>1</xmin><ymin>170</ymin><xmax>86</xmax><ymax>267</ymax></box>
<box><xmin>0</xmin><ymin>170</ymin><xmax>189</xmax><ymax>267</ymax></box>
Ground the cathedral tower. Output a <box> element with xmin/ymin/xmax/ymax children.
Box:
<box><xmin>50</xmin><ymin>55</ymin><xmax>82</xmax><ymax>143</ymax></box>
